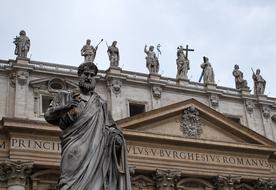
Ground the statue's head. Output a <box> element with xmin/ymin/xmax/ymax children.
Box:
<box><xmin>78</xmin><ymin>62</ymin><xmax>98</xmax><ymax>93</ymax></box>
<box><xmin>256</xmin><ymin>69</ymin><xmax>260</xmax><ymax>74</ymax></box>
<box><xmin>112</xmin><ymin>41</ymin><xmax>117</xmax><ymax>46</ymax></box>
<box><xmin>86</xmin><ymin>39</ymin><xmax>91</xmax><ymax>45</ymax></box>
<box><xmin>19</xmin><ymin>30</ymin><xmax>26</xmax><ymax>36</ymax></box>
<box><xmin>149</xmin><ymin>46</ymin><xmax>154</xmax><ymax>51</ymax></box>
<box><xmin>234</xmin><ymin>64</ymin><xmax>239</xmax><ymax>69</ymax></box>
<box><xmin>203</xmin><ymin>56</ymin><xmax>209</xmax><ymax>62</ymax></box>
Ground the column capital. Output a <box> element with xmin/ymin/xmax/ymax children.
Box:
<box><xmin>155</xmin><ymin>169</ymin><xmax>181</xmax><ymax>190</ymax></box>
<box><xmin>0</xmin><ymin>160</ymin><xmax>33</xmax><ymax>188</ymax></box>
<box><xmin>215</xmin><ymin>175</ymin><xmax>241</xmax><ymax>190</ymax></box>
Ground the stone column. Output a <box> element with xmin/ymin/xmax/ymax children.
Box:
<box><xmin>0</xmin><ymin>160</ymin><xmax>33</xmax><ymax>190</ymax></box>
<box><xmin>215</xmin><ymin>175</ymin><xmax>240</xmax><ymax>190</ymax></box>
<box><xmin>154</xmin><ymin>169</ymin><xmax>181</xmax><ymax>190</ymax></box>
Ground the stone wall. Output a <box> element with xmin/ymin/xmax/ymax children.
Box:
<box><xmin>0</xmin><ymin>59</ymin><xmax>276</xmax><ymax>141</ymax></box>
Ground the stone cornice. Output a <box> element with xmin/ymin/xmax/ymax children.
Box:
<box><xmin>1</xmin><ymin>59</ymin><xmax>276</xmax><ymax>105</ymax></box>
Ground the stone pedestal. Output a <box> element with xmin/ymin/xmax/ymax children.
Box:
<box><xmin>240</xmin><ymin>88</ymin><xmax>251</xmax><ymax>95</ymax></box>
<box><xmin>0</xmin><ymin>160</ymin><xmax>33</xmax><ymax>190</ymax></box>
<box><xmin>106</xmin><ymin>66</ymin><xmax>122</xmax><ymax>75</ymax></box>
<box><xmin>205</xmin><ymin>83</ymin><xmax>217</xmax><ymax>90</ymax></box>
<box><xmin>16</xmin><ymin>57</ymin><xmax>30</xmax><ymax>64</ymax></box>
<box><xmin>176</xmin><ymin>78</ymin><xmax>190</xmax><ymax>86</ymax></box>
<box><xmin>148</xmin><ymin>73</ymin><xmax>161</xmax><ymax>81</ymax></box>
<box><xmin>257</xmin><ymin>94</ymin><xmax>268</xmax><ymax>101</ymax></box>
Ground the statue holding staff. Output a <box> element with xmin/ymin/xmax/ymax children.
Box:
<box><xmin>176</xmin><ymin>45</ymin><xmax>190</xmax><ymax>79</ymax></box>
<box><xmin>144</xmin><ymin>45</ymin><xmax>159</xmax><ymax>74</ymax></box>
<box><xmin>81</xmin><ymin>39</ymin><xmax>103</xmax><ymax>63</ymax></box>
<box><xmin>252</xmin><ymin>68</ymin><xmax>266</xmax><ymax>95</ymax></box>
<box><xmin>199</xmin><ymin>56</ymin><xmax>215</xmax><ymax>84</ymax></box>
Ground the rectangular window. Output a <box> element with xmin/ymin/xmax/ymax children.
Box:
<box><xmin>129</xmin><ymin>103</ymin><xmax>145</xmax><ymax>117</ymax></box>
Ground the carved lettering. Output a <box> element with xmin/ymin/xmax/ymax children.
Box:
<box><xmin>10</xmin><ymin>138</ymin><xmax>61</xmax><ymax>152</ymax></box>
<box><xmin>0</xmin><ymin>140</ymin><xmax>6</xmax><ymax>149</ymax></box>
<box><xmin>127</xmin><ymin>145</ymin><xmax>272</xmax><ymax>169</ymax></box>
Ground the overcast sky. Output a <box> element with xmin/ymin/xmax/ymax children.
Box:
<box><xmin>1</xmin><ymin>0</ymin><xmax>276</xmax><ymax>96</ymax></box>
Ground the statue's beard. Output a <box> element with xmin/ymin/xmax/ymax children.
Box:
<box><xmin>79</xmin><ymin>78</ymin><xmax>95</xmax><ymax>92</ymax></box>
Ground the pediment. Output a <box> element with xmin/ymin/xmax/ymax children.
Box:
<box><xmin>118</xmin><ymin>99</ymin><xmax>276</xmax><ymax>147</ymax></box>
<box><xmin>29</xmin><ymin>78</ymin><xmax>78</xmax><ymax>92</ymax></box>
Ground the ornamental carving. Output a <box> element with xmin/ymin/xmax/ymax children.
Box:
<box><xmin>9</xmin><ymin>71</ymin><xmax>16</xmax><ymax>88</ymax></box>
<box><xmin>0</xmin><ymin>160</ymin><xmax>33</xmax><ymax>186</ymax></box>
<box><xmin>214</xmin><ymin>175</ymin><xmax>241</xmax><ymax>189</ymax></box>
<box><xmin>155</xmin><ymin>169</ymin><xmax>181</xmax><ymax>190</ymax></box>
<box><xmin>109</xmin><ymin>79</ymin><xmax>122</xmax><ymax>96</ymax></box>
<box><xmin>152</xmin><ymin>86</ymin><xmax>162</xmax><ymax>99</ymax></box>
<box><xmin>180</xmin><ymin>106</ymin><xmax>202</xmax><ymax>137</ymax></box>
<box><xmin>235</xmin><ymin>183</ymin><xmax>254</xmax><ymax>190</ymax></box>
<box><xmin>17</xmin><ymin>70</ymin><xmax>29</xmax><ymax>85</ymax></box>
<box><xmin>176</xmin><ymin>178</ymin><xmax>214</xmax><ymax>190</ymax></box>
<box><xmin>131</xmin><ymin>175</ymin><xmax>154</xmax><ymax>190</ymax></box>
<box><xmin>254</xmin><ymin>178</ymin><xmax>276</xmax><ymax>190</ymax></box>
<box><xmin>245</xmin><ymin>100</ymin><xmax>255</xmax><ymax>114</ymax></box>
<box><xmin>210</xmin><ymin>94</ymin><xmax>219</xmax><ymax>107</ymax></box>
<box><xmin>262</xmin><ymin>105</ymin><xmax>271</xmax><ymax>119</ymax></box>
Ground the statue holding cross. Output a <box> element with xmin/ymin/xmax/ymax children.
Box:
<box><xmin>176</xmin><ymin>44</ymin><xmax>194</xmax><ymax>80</ymax></box>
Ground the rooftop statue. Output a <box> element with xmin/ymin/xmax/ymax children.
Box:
<box><xmin>44</xmin><ymin>62</ymin><xmax>132</xmax><ymax>190</ymax></box>
<box><xmin>176</xmin><ymin>45</ymin><xmax>193</xmax><ymax>80</ymax></box>
<box><xmin>13</xmin><ymin>30</ymin><xmax>30</xmax><ymax>59</ymax></box>
<box><xmin>199</xmin><ymin>56</ymin><xmax>215</xmax><ymax>84</ymax></box>
<box><xmin>232</xmin><ymin>64</ymin><xmax>249</xmax><ymax>90</ymax></box>
<box><xmin>144</xmin><ymin>45</ymin><xmax>159</xmax><ymax>74</ymax></box>
<box><xmin>107</xmin><ymin>41</ymin><xmax>120</xmax><ymax>67</ymax></box>
<box><xmin>81</xmin><ymin>39</ymin><xmax>103</xmax><ymax>63</ymax></box>
<box><xmin>252</xmin><ymin>68</ymin><xmax>266</xmax><ymax>95</ymax></box>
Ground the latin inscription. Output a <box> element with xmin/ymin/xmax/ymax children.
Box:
<box><xmin>127</xmin><ymin>145</ymin><xmax>273</xmax><ymax>169</ymax></box>
<box><xmin>10</xmin><ymin>138</ymin><xmax>61</xmax><ymax>152</ymax></box>
<box><xmin>0</xmin><ymin>140</ymin><xmax>7</xmax><ymax>150</ymax></box>
<box><xmin>0</xmin><ymin>138</ymin><xmax>273</xmax><ymax>170</ymax></box>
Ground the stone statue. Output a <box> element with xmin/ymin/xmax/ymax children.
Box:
<box><xmin>176</xmin><ymin>45</ymin><xmax>190</xmax><ymax>79</ymax></box>
<box><xmin>144</xmin><ymin>45</ymin><xmax>159</xmax><ymax>74</ymax></box>
<box><xmin>252</xmin><ymin>68</ymin><xmax>266</xmax><ymax>95</ymax></box>
<box><xmin>44</xmin><ymin>62</ymin><xmax>132</xmax><ymax>190</ymax></box>
<box><xmin>13</xmin><ymin>30</ymin><xmax>30</xmax><ymax>58</ymax></box>
<box><xmin>199</xmin><ymin>56</ymin><xmax>215</xmax><ymax>84</ymax></box>
<box><xmin>107</xmin><ymin>41</ymin><xmax>120</xmax><ymax>67</ymax></box>
<box><xmin>232</xmin><ymin>64</ymin><xmax>249</xmax><ymax>90</ymax></box>
<box><xmin>81</xmin><ymin>39</ymin><xmax>100</xmax><ymax>63</ymax></box>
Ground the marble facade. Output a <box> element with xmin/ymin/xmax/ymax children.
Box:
<box><xmin>0</xmin><ymin>58</ymin><xmax>276</xmax><ymax>189</ymax></box>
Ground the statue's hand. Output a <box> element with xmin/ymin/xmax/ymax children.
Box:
<box><xmin>69</xmin><ymin>99</ymin><xmax>79</xmax><ymax>109</ymax></box>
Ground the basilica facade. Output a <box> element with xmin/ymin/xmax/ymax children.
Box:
<box><xmin>0</xmin><ymin>33</ymin><xmax>276</xmax><ymax>189</ymax></box>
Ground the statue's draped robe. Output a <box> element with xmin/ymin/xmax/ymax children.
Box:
<box><xmin>45</xmin><ymin>92</ymin><xmax>132</xmax><ymax>190</ymax></box>
<box><xmin>201</xmin><ymin>62</ymin><xmax>214</xmax><ymax>84</ymax></box>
